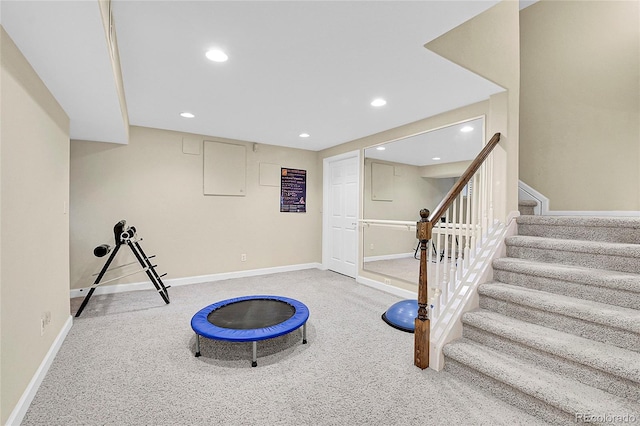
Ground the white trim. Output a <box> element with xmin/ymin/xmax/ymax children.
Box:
<box><xmin>363</xmin><ymin>252</ymin><xmax>414</xmax><ymax>262</ymax></box>
<box><xmin>6</xmin><ymin>315</ymin><xmax>73</xmax><ymax>426</ymax></box>
<box><xmin>519</xmin><ymin>180</ymin><xmax>640</xmax><ymax>217</ymax></box>
<box><xmin>70</xmin><ymin>263</ymin><xmax>321</xmax><ymax>298</ymax></box>
<box><xmin>541</xmin><ymin>210</ymin><xmax>640</xmax><ymax>217</ymax></box>
<box><xmin>429</xmin><ymin>219</ymin><xmax>513</xmax><ymax>371</ymax></box>
<box><xmin>506</xmin><ymin>210</ymin><xmax>520</xmax><ymax>224</ymax></box>
<box><xmin>518</xmin><ymin>179</ymin><xmax>547</xmax><ymax>215</ymax></box>
<box><xmin>359</xmin><ymin>219</ymin><xmax>415</xmax><ymax>228</ymax></box>
<box><xmin>365</xmin><ymin>115</ymin><xmax>486</xmax><ymax>151</ymax></box>
<box><xmin>356</xmin><ymin>275</ymin><xmax>417</xmax><ymax>299</ymax></box>
<box><xmin>322</xmin><ymin>150</ymin><xmax>360</xmax><ymax>278</ymax></box>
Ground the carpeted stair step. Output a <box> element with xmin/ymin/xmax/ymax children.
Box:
<box><xmin>518</xmin><ymin>200</ymin><xmax>537</xmax><ymax>216</ymax></box>
<box><xmin>478</xmin><ymin>282</ymin><xmax>640</xmax><ymax>352</ymax></box>
<box><xmin>461</xmin><ymin>309</ymin><xmax>640</xmax><ymax>401</ymax></box>
<box><xmin>493</xmin><ymin>257</ymin><xmax>640</xmax><ymax>310</ymax></box>
<box><xmin>443</xmin><ymin>339</ymin><xmax>640</xmax><ymax>425</ymax></box>
<box><xmin>505</xmin><ymin>235</ymin><xmax>640</xmax><ymax>274</ymax></box>
<box><xmin>516</xmin><ymin>215</ymin><xmax>640</xmax><ymax>244</ymax></box>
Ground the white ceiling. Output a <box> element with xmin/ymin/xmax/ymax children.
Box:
<box><xmin>1</xmin><ymin>1</ymin><xmax>507</xmax><ymax>151</ymax></box>
<box><xmin>1</xmin><ymin>0</ymin><xmax>128</xmax><ymax>143</ymax></box>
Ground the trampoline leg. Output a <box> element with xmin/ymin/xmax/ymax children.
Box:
<box><xmin>195</xmin><ymin>334</ymin><xmax>201</xmax><ymax>357</ymax></box>
<box><xmin>302</xmin><ymin>323</ymin><xmax>307</xmax><ymax>344</ymax></box>
<box><xmin>251</xmin><ymin>341</ymin><xmax>257</xmax><ymax>367</ymax></box>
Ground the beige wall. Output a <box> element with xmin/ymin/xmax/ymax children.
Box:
<box><xmin>363</xmin><ymin>158</ymin><xmax>454</xmax><ymax>258</ymax></box>
<box><xmin>520</xmin><ymin>0</ymin><xmax>640</xmax><ymax>211</ymax></box>
<box><xmin>1</xmin><ymin>27</ymin><xmax>71</xmax><ymax>423</ymax></box>
<box><xmin>70</xmin><ymin>126</ymin><xmax>321</xmax><ymax>290</ymax></box>
<box><xmin>364</xmin><ymin>159</ymin><xmax>451</xmax><ymax>222</ymax></box>
<box><xmin>425</xmin><ymin>0</ymin><xmax>521</xmax><ymax>222</ymax></box>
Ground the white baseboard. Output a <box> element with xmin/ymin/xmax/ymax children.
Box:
<box><xmin>542</xmin><ymin>210</ymin><xmax>640</xmax><ymax>217</ymax></box>
<box><xmin>519</xmin><ymin>180</ymin><xmax>640</xmax><ymax>217</ymax></box>
<box><xmin>70</xmin><ymin>263</ymin><xmax>322</xmax><ymax>298</ymax></box>
<box><xmin>363</xmin><ymin>252</ymin><xmax>414</xmax><ymax>263</ymax></box>
<box><xmin>356</xmin><ymin>275</ymin><xmax>417</xmax><ymax>299</ymax></box>
<box><xmin>6</xmin><ymin>315</ymin><xmax>73</xmax><ymax>426</ymax></box>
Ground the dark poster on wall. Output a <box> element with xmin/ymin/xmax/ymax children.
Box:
<box><xmin>280</xmin><ymin>168</ymin><xmax>306</xmax><ymax>213</ymax></box>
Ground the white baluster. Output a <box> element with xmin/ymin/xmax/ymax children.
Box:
<box><xmin>457</xmin><ymin>192</ymin><xmax>465</xmax><ymax>275</ymax></box>
<box><xmin>464</xmin><ymin>178</ymin><xmax>472</xmax><ymax>269</ymax></box>
<box><xmin>427</xmin><ymin>236</ymin><xmax>435</xmax><ymax>320</ymax></box>
<box><xmin>488</xmin><ymin>150</ymin><xmax>494</xmax><ymax>227</ymax></box>
<box><xmin>434</xmin><ymin>224</ymin><xmax>442</xmax><ymax>299</ymax></box>
<box><xmin>433</xmin><ymin>288</ymin><xmax>441</xmax><ymax>320</ymax></box>
<box><xmin>448</xmin><ymin>200</ymin><xmax>457</xmax><ymax>297</ymax></box>
<box><xmin>428</xmin><ymin>294</ymin><xmax>435</xmax><ymax>322</ymax></box>
<box><xmin>470</xmin><ymin>173</ymin><xmax>478</xmax><ymax>260</ymax></box>
<box><xmin>481</xmin><ymin>162</ymin><xmax>489</xmax><ymax>244</ymax></box>
<box><xmin>442</xmin><ymin>210</ymin><xmax>450</xmax><ymax>304</ymax></box>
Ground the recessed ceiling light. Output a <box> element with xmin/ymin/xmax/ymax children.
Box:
<box><xmin>376</xmin><ymin>146</ymin><xmax>386</xmax><ymax>151</ymax></box>
<box><xmin>460</xmin><ymin>126</ymin><xmax>474</xmax><ymax>133</ymax></box>
<box><xmin>206</xmin><ymin>49</ymin><xmax>228</xmax><ymax>62</ymax></box>
<box><xmin>299</xmin><ymin>133</ymin><xmax>310</xmax><ymax>138</ymax></box>
<box><xmin>371</xmin><ymin>98</ymin><xmax>387</xmax><ymax>107</ymax></box>
<box><xmin>180</xmin><ymin>112</ymin><xmax>195</xmax><ymax>118</ymax></box>
<box><xmin>432</xmin><ymin>157</ymin><xmax>441</xmax><ymax>161</ymax></box>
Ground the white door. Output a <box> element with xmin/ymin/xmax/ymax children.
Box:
<box><xmin>324</xmin><ymin>153</ymin><xmax>359</xmax><ymax>277</ymax></box>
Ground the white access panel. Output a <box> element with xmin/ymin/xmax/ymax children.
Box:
<box><xmin>203</xmin><ymin>141</ymin><xmax>246</xmax><ymax>196</ymax></box>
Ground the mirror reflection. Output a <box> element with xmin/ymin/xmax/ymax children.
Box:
<box><xmin>362</xmin><ymin>117</ymin><xmax>484</xmax><ymax>285</ymax></box>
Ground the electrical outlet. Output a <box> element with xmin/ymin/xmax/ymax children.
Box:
<box><xmin>369</xmin><ymin>243</ymin><xmax>374</xmax><ymax>250</ymax></box>
<box><xmin>241</xmin><ymin>254</ymin><xmax>247</xmax><ymax>262</ymax></box>
<box><xmin>384</xmin><ymin>279</ymin><xmax>391</xmax><ymax>285</ymax></box>
<box><xmin>40</xmin><ymin>311</ymin><xmax>51</xmax><ymax>336</ymax></box>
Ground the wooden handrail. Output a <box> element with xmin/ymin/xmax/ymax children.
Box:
<box><xmin>428</xmin><ymin>132</ymin><xmax>501</xmax><ymax>225</ymax></box>
<box><xmin>413</xmin><ymin>132</ymin><xmax>501</xmax><ymax>370</ymax></box>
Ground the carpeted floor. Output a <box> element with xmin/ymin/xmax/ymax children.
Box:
<box><xmin>22</xmin><ymin>269</ymin><xmax>548</xmax><ymax>425</ymax></box>
<box><xmin>364</xmin><ymin>255</ymin><xmax>460</xmax><ymax>286</ymax></box>
<box><xmin>363</xmin><ymin>256</ymin><xmax>419</xmax><ymax>284</ymax></box>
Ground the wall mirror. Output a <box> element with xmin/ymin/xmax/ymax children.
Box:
<box><xmin>361</xmin><ymin>117</ymin><xmax>484</xmax><ymax>285</ymax></box>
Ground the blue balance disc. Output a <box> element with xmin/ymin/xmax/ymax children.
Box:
<box><xmin>382</xmin><ymin>299</ymin><xmax>418</xmax><ymax>333</ymax></box>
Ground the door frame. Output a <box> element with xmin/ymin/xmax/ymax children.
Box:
<box><xmin>322</xmin><ymin>150</ymin><xmax>361</xmax><ymax>277</ymax></box>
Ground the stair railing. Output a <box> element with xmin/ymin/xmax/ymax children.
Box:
<box><xmin>414</xmin><ymin>132</ymin><xmax>501</xmax><ymax>369</ymax></box>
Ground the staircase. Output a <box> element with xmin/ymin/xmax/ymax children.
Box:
<box><xmin>443</xmin><ymin>215</ymin><xmax>640</xmax><ymax>424</ymax></box>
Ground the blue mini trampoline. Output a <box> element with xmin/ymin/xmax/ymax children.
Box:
<box><xmin>191</xmin><ymin>295</ymin><xmax>309</xmax><ymax>366</ymax></box>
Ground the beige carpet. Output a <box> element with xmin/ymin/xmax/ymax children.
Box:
<box><xmin>364</xmin><ymin>254</ymin><xmax>462</xmax><ymax>286</ymax></box>
<box><xmin>22</xmin><ymin>269</ymin><xmax>547</xmax><ymax>425</ymax></box>
<box><xmin>363</xmin><ymin>256</ymin><xmax>419</xmax><ymax>283</ymax></box>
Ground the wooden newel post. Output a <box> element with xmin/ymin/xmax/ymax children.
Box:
<box><xmin>414</xmin><ymin>208</ymin><xmax>432</xmax><ymax>369</ymax></box>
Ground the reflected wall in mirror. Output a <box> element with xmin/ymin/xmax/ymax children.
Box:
<box><xmin>362</xmin><ymin>117</ymin><xmax>484</xmax><ymax>285</ymax></box>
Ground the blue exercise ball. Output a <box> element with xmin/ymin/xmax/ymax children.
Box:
<box><xmin>382</xmin><ymin>299</ymin><xmax>418</xmax><ymax>333</ymax></box>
